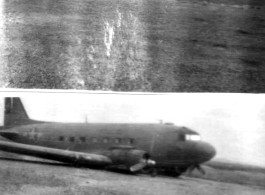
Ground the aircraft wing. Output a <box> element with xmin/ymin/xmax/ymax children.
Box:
<box><xmin>0</xmin><ymin>140</ymin><xmax>112</xmax><ymax>167</ymax></box>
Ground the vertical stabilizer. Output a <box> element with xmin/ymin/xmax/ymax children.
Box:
<box><xmin>4</xmin><ymin>98</ymin><xmax>30</xmax><ymax>127</ymax></box>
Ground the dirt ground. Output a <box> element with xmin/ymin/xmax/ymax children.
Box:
<box><xmin>0</xmin><ymin>155</ymin><xmax>264</xmax><ymax>195</ymax></box>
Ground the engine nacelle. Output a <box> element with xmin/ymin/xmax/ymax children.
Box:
<box><xmin>106</xmin><ymin>149</ymin><xmax>150</xmax><ymax>169</ymax></box>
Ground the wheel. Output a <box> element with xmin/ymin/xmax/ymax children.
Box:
<box><xmin>174</xmin><ymin>166</ymin><xmax>188</xmax><ymax>177</ymax></box>
<box><xmin>151</xmin><ymin>168</ymin><xmax>157</xmax><ymax>177</ymax></box>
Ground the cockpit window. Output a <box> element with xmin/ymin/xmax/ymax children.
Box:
<box><xmin>185</xmin><ymin>134</ymin><xmax>201</xmax><ymax>141</ymax></box>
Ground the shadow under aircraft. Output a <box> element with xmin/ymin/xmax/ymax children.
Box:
<box><xmin>0</xmin><ymin>98</ymin><xmax>216</xmax><ymax>177</ymax></box>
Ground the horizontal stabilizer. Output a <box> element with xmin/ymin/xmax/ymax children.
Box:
<box><xmin>0</xmin><ymin>140</ymin><xmax>112</xmax><ymax>167</ymax></box>
<box><xmin>0</xmin><ymin>131</ymin><xmax>19</xmax><ymax>140</ymax></box>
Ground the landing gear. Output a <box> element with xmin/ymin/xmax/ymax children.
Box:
<box><xmin>141</xmin><ymin>166</ymin><xmax>157</xmax><ymax>177</ymax></box>
<box><xmin>164</xmin><ymin>166</ymin><xmax>188</xmax><ymax>177</ymax></box>
<box><xmin>174</xmin><ymin>166</ymin><xmax>188</xmax><ymax>177</ymax></box>
<box><xmin>150</xmin><ymin>168</ymin><xmax>157</xmax><ymax>177</ymax></box>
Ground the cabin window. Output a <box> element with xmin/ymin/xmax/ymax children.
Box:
<box><xmin>69</xmin><ymin>137</ymin><xmax>75</xmax><ymax>142</ymax></box>
<box><xmin>103</xmin><ymin>138</ymin><xmax>109</xmax><ymax>143</ymax></box>
<box><xmin>128</xmin><ymin>138</ymin><xmax>134</xmax><ymax>145</ymax></box>
<box><xmin>79</xmin><ymin>137</ymin><xmax>86</xmax><ymax>143</ymax></box>
<box><xmin>115</xmin><ymin>138</ymin><xmax>121</xmax><ymax>144</ymax></box>
<box><xmin>92</xmin><ymin>137</ymin><xmax>97</xmax><ymax>143</ymax></box>
<box><xmin>59</xmin><ymin>136</ymin><xmax>64</xmax><ymax>141</ymax></box>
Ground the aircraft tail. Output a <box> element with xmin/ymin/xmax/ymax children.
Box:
<box><xmin>3</xmin><ymin>97</ymin><xmax>34</xmax><ymax>127</ymax></box>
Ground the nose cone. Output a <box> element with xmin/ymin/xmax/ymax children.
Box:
<box><xmin>195</xmin><ymin>142</ymin><xmax>216</xmax><ymax>163</ymax></box>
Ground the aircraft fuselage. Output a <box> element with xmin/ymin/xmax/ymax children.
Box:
<box><xmin>4</xmin><ymin>122</ymin><xmax>216</xmax><ymax>169</ymax></box>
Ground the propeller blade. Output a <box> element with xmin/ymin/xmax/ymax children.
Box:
<box><xmin>130</xmin><ymin>159</ymin><xmax>156</xmax><ymax>172</ymax></box>
<box><xmin>130</xmin><ymin>161</ymin><xmax>146</xmax><ymax>172</ymax></box>
<box><xmin>196</xmin><ymin>165</ymin><xmax>206</xmax><ymax>175</ymax></box>
<box><xmin>188</xmin><ymin>165</ymin><xmax>195</xmax><ymax>175</ymax></box>
<box><xmin>188</xmin><ymin>164</ymin><xmax>206</xmax><ymax>175</ymax></box>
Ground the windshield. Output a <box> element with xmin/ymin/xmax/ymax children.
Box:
<box><xmin>185</xmin><ymin>134</ymin><xmax>201</xmax><ymax>141</ymax></box>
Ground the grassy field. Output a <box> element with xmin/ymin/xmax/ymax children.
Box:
<box><xmin>205</xmin><ymin>160</ymin><xmax>265</xmax><ymax>173</ymax></box>
<box><xmin>0</xmin><ymin>135</ymin><xmax>264</xmax><ymax>190</ymax></box>
<box><xmin>187</xmin><ymin>161</ymin><xmax>265</xmax><ymax>188</ymax></box>
<box><xmin>0</xmin><ymin>155</ymin><xmax>264</xmax><ymax>195</ymax></box>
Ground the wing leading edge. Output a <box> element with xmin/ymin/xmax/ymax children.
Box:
<box><xmin>0</xmin><ymin>140</ymin><xmax>112</xmax><ymax>167</ymax></box>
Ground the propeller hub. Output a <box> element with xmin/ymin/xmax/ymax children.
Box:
<box><xmin>146</xmin><ymin>159</ymin><xmax>156</xmax><ymax>166</ymax></box>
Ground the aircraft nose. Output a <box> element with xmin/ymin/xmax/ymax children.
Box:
<box><xmin>195</xmin><ymin>142</ymin><xmax>216</xmax><ymax>163</ymax></box>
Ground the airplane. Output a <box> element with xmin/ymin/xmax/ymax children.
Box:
<box><xmin>0</xmin><ymin>97</ymin><xmax>216</xmax><ymax>177</ymax></box>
